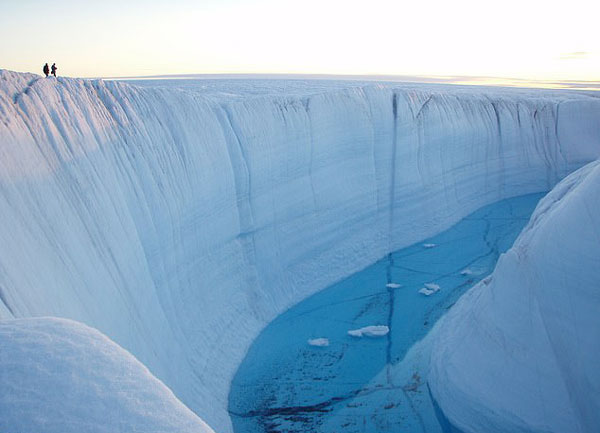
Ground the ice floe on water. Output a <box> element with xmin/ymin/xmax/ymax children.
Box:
<box><xmin>386</xmin><ymin>283</ymin><xmax>402</xmax><ymax>289</ymax></box>
<box><xmin>423</xmin><ymin>243</ymin><xmax>437</xmax><ymax>248</ymax></box>
<box><xmin>419</xmin><ymin>288</ymin><xmax>436</xmax><ymax>296</ymax></box>
<box><xmin>460</xmin><ymin>268</ymin><xmax>488</xmax><ymax>276</ymax></box>
<box><xmin>307</xmin><ymin>338</ymin><xmax>330</xmax><ymax>347</ymax></box>
<box><xmin>419</xmin><ymin>283</ymin><xmax>441</xmax><ymax>296</ymax></box>
<box><xmin>348</xmin><ymin>325</ymin><xmax>389</xmax><ymax>338</ymax></box>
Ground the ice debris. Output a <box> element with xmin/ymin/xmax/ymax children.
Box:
<box><xmin>307</xmin><ymin>338</ymin><xmax>330</xmax><ymax>347</ymax></box>
<box><xmin>419</xmin><ymin>283</ymin><xmax>441</xmax><ymax>296</ymax></box>
<box><xmin>423</xmin><ymin>243</ymin><xmax>437</xmax><ymax>248</ymax></box>
<box><xmin>386</xmin><ymin>283</ymin><xmax>402</xmax><ymax>289</ymax></box>
<box><xmin>348</xmin><ymin>325</ymin><xmax>389</xmax><ymax>338</ymax></box>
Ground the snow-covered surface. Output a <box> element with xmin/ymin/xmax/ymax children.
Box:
<box><xmin>430</xmin><ymin>160</ymin><xmax>600</xmax><ymax>433</ymax></box>
<box><xmin>0</xmin><ymin>317</ymin><xmax>213</xmax><ymax>433</ymax></box>
<box><xmin>0</xmin><ymin>69</ymin><xmax>599</xmax><ymax>432</ymax></box>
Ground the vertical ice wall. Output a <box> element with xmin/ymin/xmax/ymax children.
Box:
<box><xmin>0</xmin><ymin>69</ymin><xmax>599</xmax><ymax>431</ymax></box>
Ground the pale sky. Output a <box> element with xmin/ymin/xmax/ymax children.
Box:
<box><xmin>0</xmin><ymin>0</ymin><xmax>598</xmax><ymax>82</ymax></box>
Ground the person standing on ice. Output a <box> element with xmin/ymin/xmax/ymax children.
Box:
<box><xmin>43</xmin><ymin>63</ymin><xmax>49</xmax><ymax>77</ymax></box>
<box><xmin>51</xmin><ymin>63</ymin><xmax>57</xmax><ymax>77</ymax></box>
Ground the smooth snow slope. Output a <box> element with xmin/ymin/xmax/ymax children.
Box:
<box><xmin>0</xmin><ymin>69</ymin><xmax>599</xmax><ymax>432</ymax></box>
<box><xmin>429</xmin><ymin>160</ymin><xmax>600</xmax><ymax>433</ymax></box>
<box><xmin>0</xmin><ymin>317</ymin><xmax>214</xmax><ymax>433</ymax></box>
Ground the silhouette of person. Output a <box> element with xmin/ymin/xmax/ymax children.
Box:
<box><xmin>43</xmin><ymin>63</ymin><xmax>49</xmax><ymax>77</ymax></box>
<box><xmin>51</xmin><ymin>63</ymin><xmax>57</xmax><ymax>77</ymax></box>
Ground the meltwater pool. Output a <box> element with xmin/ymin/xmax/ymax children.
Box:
<box><xmin>229</xmin><ymin>193</ymin><xmax>544</xmax><ymax>433</ymax></box>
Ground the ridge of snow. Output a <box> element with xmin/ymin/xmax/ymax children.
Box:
<box><xmin>0</xmin><ymin>317</ymin><xmax>214</xmax><ymax>433</ymax></box>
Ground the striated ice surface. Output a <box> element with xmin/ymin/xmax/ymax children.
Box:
<box><xmin>429</xmin><ymin>160</ymin><xmax>600</xmax><ymax>433</ymax></box>
<box><xmin>0</xmin><ymin>69</ymin><xmax>599</xmax><ymax>432</ymax></box>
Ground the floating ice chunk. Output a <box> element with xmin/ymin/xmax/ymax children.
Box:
<box><xmin>460</xmin><ymin>268</ymin><xmax>473</xmax><ymax>276</ymax></box>
<box><xmin>348</xmin><ymin>325</ymin><xmax>389</xmax><ymax>338</ymax></box>
<box><xmin>419</xmin><ymin>284</ymin><xmax>440</xmax><ymax>296</ymax></box>
<box><xmin>424</xmin><ymin>283</ymin><xmax>441</xmax><ymax>291</ymax></box>
<box><xmin>362</xmin><ymin>326</ymin><xmax>390</xmax><ymax>337</ymax></box>
<box><xmin>419</xmin><ymin>287</ymin><xmax>435</xmax><ymax>296</ymax></box>
<box><xmin>386</xmin><ymin>283</ymin><xmax>402</xmax><ymax>289</ymax></box>
<box><xmin>308</xmin><ymin>338</ymin><xmax>330</xmax><ymax>347</ymax></box>
<box><xmin>423</xmin><ymin>243</ymin><xmax>437</xmax><ymax>248</ymax></box>
<box><xmin>419</xmin><ymin>283</ymin><xmax>441</xmax><ymax>296</ymax></box>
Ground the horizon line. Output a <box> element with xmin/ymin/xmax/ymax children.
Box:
<box><xmin>104</xmin><ymin>72</ymin><xmax>600</xmax><ymax>91</ymax></box>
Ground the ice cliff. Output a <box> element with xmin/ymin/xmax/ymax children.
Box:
<box><xmin>0</xmin><ymin>69</ymin><xmax>599</xmax><ymax>432</ymax></box>
<box><xmin>429</xmin><ymin>160</ymin><xmax>600</xmax><ymax>433</ymax></box>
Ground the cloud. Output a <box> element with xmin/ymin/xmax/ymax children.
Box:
<box><xmin>560</xmin><ymin>52</ymin><xmax>590</xmax><ymax>60</ymax></box>
<box><xmin>549</xmin><ymin>80</ymin><xmax>600</xmax><ymax>90</ymax></box>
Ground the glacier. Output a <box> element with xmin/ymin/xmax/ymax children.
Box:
<box><xmin>0</xmin><ymin>69</ymin><xmax>599</xmax><ymax>432</ymax></box>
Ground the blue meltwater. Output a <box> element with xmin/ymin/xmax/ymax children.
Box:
<box><xmin>229</xmin><ymin>193</ymin><xmax>544</xmax><ymax>433</ymax></box>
